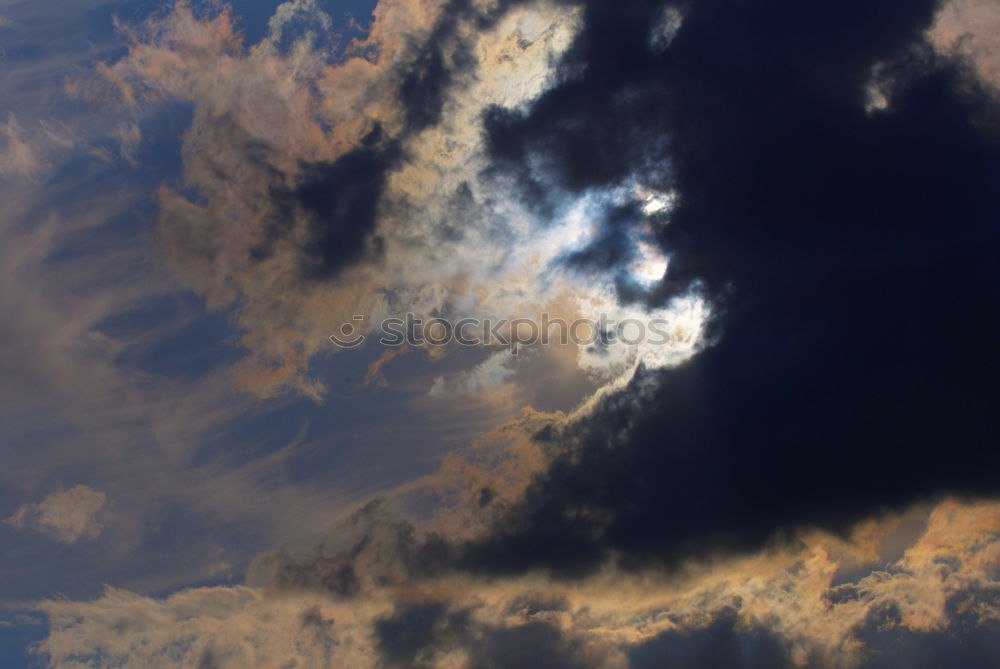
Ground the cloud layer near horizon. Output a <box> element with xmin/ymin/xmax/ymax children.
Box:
<box><xmin>34</xmin><ymin>498</ymin><xmax>1000</xmax><ymax>668</ymax></box>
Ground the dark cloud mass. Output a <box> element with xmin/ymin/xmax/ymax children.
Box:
<box><xmin>852</xmin><ymin>592</ymin><xmax>1000</xmax><ymax>668</ymax></box>
<box><xmin>375</xmin><ymin>602</ymin><xmax>609</xmax><ymax>669</ymax></box>
<box><xmin>293</xmin><ymin>142</ymin><xmax>399</xmax><ymax>278</ymax></box>
<box><xmin>460</xmin><ymin>0</ymin><xmax>1000</xmax><ymax>572</ymax></box>
<box><xmin>293</xmin><ymin>0</ymin><xmax>1000</xmax><ymax>662</ymax></box>
<box><xmin>628</xmin><ymin>608</ymin><xmax>794</xmax><ymax>669</ymax></box>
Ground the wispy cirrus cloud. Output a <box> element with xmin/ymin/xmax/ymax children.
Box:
<box><xmin>0</xmin><ymin>112</ymin><xmax>47</xmax><ymax>178</ymax></box>
<box><xmin>5</xmin><ymin>486</ymin><xmax>107</xmax><ymax>544</ymax></box>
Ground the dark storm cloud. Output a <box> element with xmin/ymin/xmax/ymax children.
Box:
<box><xmin>375</xmin><ymin>602</ymin><xmax>472</xmax><ymax>668</ymax></box>
<box><xmin>247</xmin><ymin>122</ymin><xmax>397</xmax><ymax>279</ymax></box>
<box><xmin>373</xmin><ymin>586</ymin><xmax>1000</xmax><ymax>669</ymax></box>
<box><xmin>236</xmin><ymin>6</ymin><xmax>1000</xmax><ymax>668</ymax></box>
<box><xmin>628</xmin><ymin>608</ymin><xmax>794</xmax><ymax>669</ymax></box>
<box><xmin>374</xmin><ymin>601</ymin><xmax>605</xmax><ymax>669</ymax></box>
<box><xmin>852</xmin><ymin>593</ymin><xmax>1000</xmax><ymax>669</ymax></box>
<box><xmin>464</xmin><ymin>0</ymin><xmax>1000</xmax><ymax>573</ymax></box>
<box><xmin>290</xmin><ymin>141</ymin><xmax>399</xmax><ymax>279</ymax></box>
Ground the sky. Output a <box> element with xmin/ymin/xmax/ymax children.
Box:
<box><xmin>1</xmin><ymin>0</ymin><xmax>999</xmax><ymax>667</ymax></box>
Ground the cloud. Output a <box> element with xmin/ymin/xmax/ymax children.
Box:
<box><xmin>37</xmin><ymin>585</ymin><xmax>383</xmax><ymax>667</ymax></box>
<box><xmin>108</xmin><ymin>121</ymin><xmax>141</xmax><ymax>165</ymax></box>
<box><xmin>95</xmin><ymin>0</ymin><xmax>705</xmax><ymax>401</ymax></box>
<box><xmin>14</xmin><ymin>0</ymin><xmax>1000</xmax><ymax>666</ymax></box>
<box><xmin>0</xmin><ymin>112</ymin><xmax>46</xmax><ymax>178</ymax></box>
<box><xmin>457</xmin><ymin>0</ymin><xmax>1000</xmax><ymax>576</ymax></box>
<box><xmin>628</xmin><ymin>609</ymin><xmax>794</xmax><ymax>669</ymax></box>
<box><xmin>0</xmin><ymin>72</ymin><xmax>393</xmax><ymax>598</ymax></box>
<box><xmin>30</xmin><ymin>498</ymin><xmax>1000</xmax><ymax>668</ymax></box>
<box><xmin>930</xmin><ymin>0</ymin><xmax>1000</xmax><ymax>90</ymax></box>
<box><xmin>364</xmin><ymin>345</ymin><xmax>411</xmax><ymax>388</ymax></box>
<box><xmin>6</xmin><ymin>485</ymin><xmax>107</xmax><ymax>544</ymax></box>
<box><xmin>428</xmin><ymin>350</ymin><xmax>519</xmax><ymax>399</ymax></box>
